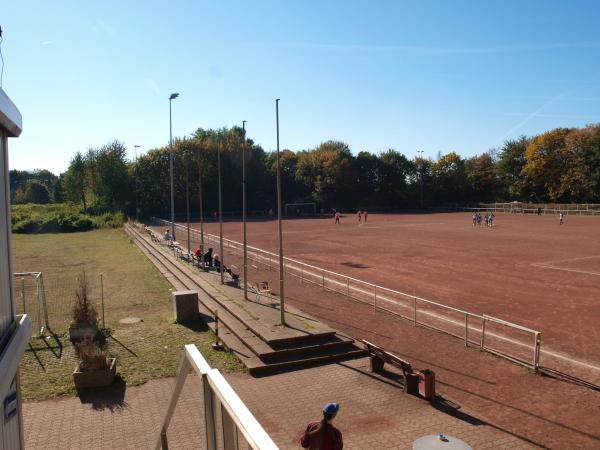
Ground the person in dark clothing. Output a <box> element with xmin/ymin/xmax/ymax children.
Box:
<box><xmin>203</xmin><ymin>247</ymin><xmax>213</xmax><ymax>266</ymax></box>
<box><xmin>299</xmin><ymin>403</ymin><xmax>343</xmax><ymax>450</ymax></box>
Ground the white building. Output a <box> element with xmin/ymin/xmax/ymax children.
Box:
<box><xmin>0</xmin><ymin>88</ymin><xmax>31</xmax><ymax>449</ymax></box>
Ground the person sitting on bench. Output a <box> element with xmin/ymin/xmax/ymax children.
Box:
<box><xmin>194</xmin><ymin>245</ymin><xmax>203</xmax><ymax>260</ymax></box>
<box><xmin>213</xmin><ymin>254</ymin><xmax>221</xmax><ymax>270</ymax></box>
<box><xmin>203</xmin><ymin>248</ymin><xmax>213</xmax><ymax>266</ymax></box>
<box><xmin>164</xmin><ymin>229</ymin><xmax>172</xmax><ymax>241</ymax></box>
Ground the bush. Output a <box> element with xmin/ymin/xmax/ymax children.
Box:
<box><xmin>11</xmin><ymin>203</ymin><xmax>125</xmax><ymax>234</ymax></box>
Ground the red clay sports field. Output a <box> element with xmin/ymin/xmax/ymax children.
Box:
<box><xmin>175</xmin><ymin>211</ymin><xmax>600</xmax><ymax>383</ymax></box>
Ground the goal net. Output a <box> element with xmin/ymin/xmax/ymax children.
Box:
<box><xmin>284</xmin><ymin>202</ymin><xmax>317</xmax><ymax>217</ymax></box>
<box><xmin>13</xmin><ymin>272</ymin><xmax>51</xmax><ymax>337</ymax></box>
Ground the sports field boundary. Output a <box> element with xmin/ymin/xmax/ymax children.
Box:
<box><xmin>151</xmin><ymin>217</ymin><xmax>544</xmax><ymax>372</ymax></box>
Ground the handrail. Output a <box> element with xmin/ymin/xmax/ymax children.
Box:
<box><xmin>157</xmin><ymin>344</ymin><xmax>278</xmax><ymax>450</ymax></box>
<box><xmin>0</xmin><ymin>315</ymin><xmax>32</xmax><ymax>399</ymax></box>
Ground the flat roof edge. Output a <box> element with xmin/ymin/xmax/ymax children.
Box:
<box><xmin>0</xmin><ymin>88</ymin><xmax>22</xmax><ymax>137</ymax></box>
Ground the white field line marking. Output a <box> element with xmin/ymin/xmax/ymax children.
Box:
<box><xmin>358</xmin><ymin>222</ymin><xmax>447</xmax><ymax>229</ymax></box>
<box><xmin>532</xmin><ymin>255</ymin><xmax>600</xmax><ymax>266</ymax></box>
<box><xmin>177</xmin><ymin>223</ymin><xmax>600</xmax><ymax>373</ymax></box>
<box><xmin>531</xmin><ymin>263</ymin><xmax>600</xmax><ymax>277</ymax></box>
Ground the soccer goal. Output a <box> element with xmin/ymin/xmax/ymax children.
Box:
<box><xmin>13</xmin><ymin>272</ymin><xmax>51</xmax><ymax>338</ymax></box>
<box><xmin>284</xmin><ymin>202</ymin><xmax>317</xmax><ymax>217</ymax></box>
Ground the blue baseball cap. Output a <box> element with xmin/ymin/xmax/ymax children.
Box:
<box><xmin>323</xmin><ymin>403</ymin><xmax>340</xmax><ymax>415</ymax></box>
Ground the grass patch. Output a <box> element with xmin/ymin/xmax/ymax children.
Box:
<box><xmin>13</xmin><ymin>228</ymin><xmax>244</xmax><ymax>401</ymax></box>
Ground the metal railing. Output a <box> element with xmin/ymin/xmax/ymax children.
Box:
<box><xmin>157</xmin><ymin>344</ymin><xmax>278</xmax><ymax>450</ymax></box>
<box><xmin>151</xmin><ymin>218</ymin><xmax>542</xmax><ymax>371</ymax></box>
<box><xmin>435</xmin><ymin>202</ymin><xmax>600</xmax><ymax>216</ymax></box>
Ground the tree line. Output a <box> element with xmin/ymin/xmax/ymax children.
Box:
<box><xmin>10</xmin><ymin>122</ymin><xmax>600</xmax><ymax>217</ymax></box>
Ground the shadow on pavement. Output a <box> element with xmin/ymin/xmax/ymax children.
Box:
<box><xmin>77</xmin><ymin>375</ymin><xmax>128</xmax><ymax>412</ymax></box>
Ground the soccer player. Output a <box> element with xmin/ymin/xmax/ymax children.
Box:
<box><xmin>357</xmin><ymin>210</ymin><xmax>362</xmax><ymax>222</ymax></box>
<box><xmin>489</xmin><ymin>212</ymin><xmax>495</xmax><ymax>227</ymax></box>
<box><xmin>472</xmin><ymin>212</ymin><xmax>477</xmax><ymax>227</ymax></box>
<box><xmin>335</xmin><ymin>211</ymin><xmax>341</xmax><ymax>224</ymax></box>
<box><xmin>364</xmin><ymin>210</ymin><xmax>368</xmax><ymax>222</ymax></box>
<box><xmin>559</xmin><ymin>212</ymin><xmax>564</xmax><ymax>225</ymax></box>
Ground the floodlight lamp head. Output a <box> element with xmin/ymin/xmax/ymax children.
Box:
<box><xmin>169</xmin><ymin>93</ymin><xmax>179</xmax><ymax>100</ymax></box>
<box><xmin>134</xmin><ymin>144</ymin><xmax>141</xmax><ymax>148</ymax></box>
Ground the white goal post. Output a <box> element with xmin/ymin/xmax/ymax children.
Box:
<box><xmin>284</xmin><ymin>202</ymin><xmax>317</xmax><ymax>216</ymax></box>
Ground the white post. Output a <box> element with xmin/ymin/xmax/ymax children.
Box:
<box><xmin>413</xmin><ymin>297</ymin><xmax>417</xmax><ymax>326</ymax></box>
<box><xmin>464</xmin><ymin>313</ymin><xmax>468</xmax><ymax>347</ymax></box>
<box><xmin>481</xmin><ymin>318</ymin><xmax>486</xmax><ymax>350</ymax></box>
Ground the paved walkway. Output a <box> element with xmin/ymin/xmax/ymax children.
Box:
<box><xmin>23</xmin><ymin>358</ymin><xmax>532</xmax><ymax>449</ymax></box>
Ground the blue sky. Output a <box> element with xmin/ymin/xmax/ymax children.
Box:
<box><xmin>3</xmin><ymin>0</ymin><xmax>600</xmax><ymax>174</ymax></box>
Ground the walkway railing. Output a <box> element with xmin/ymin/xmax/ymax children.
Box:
<box><xmin>157</xmin><ymin>344</ymin><xmax>278</xmax><ymax>450</ymax></box>
<box><xmin>151</xmin><ymin>218</ymin><xmax>542</xmax><ymax>372</ymax></box>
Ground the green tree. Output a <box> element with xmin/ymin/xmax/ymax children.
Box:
<box><xmin>376</xmin><ymin>150</ymin><xmax>412</xmax><ymax>207</ymax></box>
<box><xmin>465</xmin><ymin>152</ymin><xmax>497</xmax><ymax>201</ymax></box>
<box><xmin>295</xmin><ymin>141</ymin><xmax>356</xmax><ymax>208</ymax></box>
<box><xmin>431</xmin><ymin>152</ymin><xmax>466</xmax><ymax>202</ymax></box>
<box><xmin>22</xmin><ymin>180</ymin><xmax>51</xmax><ymax>204</ymax></box>
<box><xmin>495</xmin><ymin>136</ymin><xmax>529</xmax><ymax>199</ymax></box>
<box><xmin>63</xmin><ymin>152</ymin><xmax>87</xmax><ymax>208</ymax></box>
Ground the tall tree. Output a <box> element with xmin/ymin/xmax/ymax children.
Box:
<box><xmin>63</xmin><ymin>151</ymin><xmax>87</xmax><ymax>208</ymax></box>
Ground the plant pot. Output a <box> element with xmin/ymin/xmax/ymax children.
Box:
<box><xmin>69</xmin><ymin>323</ymin><xmax>99</xmax><ymax>343</ymax></box>
<box><xmin>73</xmin><ymin>358</ymin><xmax>117</xmax><ymax>389</ymax></box>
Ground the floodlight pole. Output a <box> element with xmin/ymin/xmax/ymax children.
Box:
<box><xmin>218</xmin><ymin>136</ymin><xmax>224</xmax><ymax>285</ymax></box>
<box><xmin>186</xmin><ymin>159</ymin><xmax>191</xmax><ymax>257</ymax></box>
<box><xmin>275</xmin><ymin>99</ymin><xmax>286</xmax><ymax>326</ymax></box>
<box><xmin>197</xmin><ymin>149</ymin><xmax>205</xmax><ymax>269</ymax></box>
<box><xmin>242</xmin><ymin>120</ymin><xmax>248</xmax><ymax>300</ymax></box>
<box><xmin>169</xmin><ymin>93</ymin><xmax>179</xmax><ymax>239</ymax></box>
<box><xmin>417</xmin><ymin>150</ymin><xmax>424</xmax><ymax>209</ymax></box>
<box><xmin>134</xmin><ymin>145</ymin><xmax>141</xmax><ymax>222</ymax></box>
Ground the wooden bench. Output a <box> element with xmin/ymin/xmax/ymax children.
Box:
<box><xmin>362</xmin><ymin>339</ymin><xmax>414</xmax><ymax>393</ymax></box>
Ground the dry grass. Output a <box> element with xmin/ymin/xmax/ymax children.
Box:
<box><xmin>14</xmin><ymin>228</ymin><xmax>244</xmax><ymax>400</ymax></box>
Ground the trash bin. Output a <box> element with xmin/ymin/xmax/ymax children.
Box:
<box><xmin>418</xmin><ymin>369</ymin><xmax>435</xmax><ymax>401</ymax></box>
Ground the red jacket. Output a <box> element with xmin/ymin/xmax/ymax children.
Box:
<box><xmin>299</xmin><ymin>421</ymin><xmax>343</xmax><ymax>450</ymax></box>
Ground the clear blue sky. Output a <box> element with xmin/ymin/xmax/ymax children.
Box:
<box><xmin>3</xmin><ymin>0</ymin><xmax>600</xmax><ymax>174</ymax></box>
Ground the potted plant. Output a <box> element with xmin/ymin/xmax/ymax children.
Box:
<box><xmin>69</xmin><ymin>271</ymin><xmax>99</xmax><ymax>343</ymax></box>
<box><xmin>73</xmin><ymin>335</ymin><xmax>117</xmax><ymax>389</ymax></box>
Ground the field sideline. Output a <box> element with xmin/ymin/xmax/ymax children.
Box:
<box><xmin>177</xmin><ymin>211</ymin><xmax>600</xmax><ymax>381</ymax></box>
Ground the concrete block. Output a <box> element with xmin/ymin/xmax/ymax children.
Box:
<box><xmin>172</xmin><ymin>290</ymin><xmax>199</xmax><ymax>323</ymax></box>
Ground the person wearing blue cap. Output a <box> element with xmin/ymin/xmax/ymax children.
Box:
<box><xmin>299</xmin><ymin>402</ymin><xmax>343</xmax><ymax>449</ymax></box>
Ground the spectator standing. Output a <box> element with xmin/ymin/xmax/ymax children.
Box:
<box><xmin>300</xmin><ymin>403</ymin><xmax>343</xmax><ymax>450</ymax></box>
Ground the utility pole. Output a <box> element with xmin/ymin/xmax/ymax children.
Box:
<box><xmin>186</xmin><ymin>159</ymin><xmax>190</xmax><ymax>257</ymax></box>
<box><xmin>218</xmin><ymin>136</ymin><xmax>224</xmax><ymax>285</ymax></box>
<box><xmin>275</xmin><ymin>99</ymin><xmax>285</xmax><ymax>326</ymax></box>
<box><xmin>134</xmin><ymin>145</ymin><xmax>140</xmax><ymax>222</ymax></box>
<box><xmin>417</xmin><ymin>150</ymin><xmax>424</xmax><ymax>209</ymax></box>
<box><xmin>197</xmin><ymin>149</ymin><xmax>205</xmax><ymax>269</ymax></box>
<box><xmin>168</xmin><ymin>93</ymin><xmax>179</xmax><ymax>239</ymax></box>
<box><xmin>242</xmin><ymin>120</ymin><xmax>248</xmax><ymax>300</ymax></box>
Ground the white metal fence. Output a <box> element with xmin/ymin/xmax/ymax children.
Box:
<box><xmin>151</xmin><ymin>218</ymin><xmax>542</xmax><ymax>372</ymax></box>
<box><xmin>436</xmin><ymin>202</ymin><xmax>600</xmax><ymax>216</ymax></box>
<box><xmin>158</xmin><ymin>344</ymin><xmax>278</xmax><ymax>450</ymax></box>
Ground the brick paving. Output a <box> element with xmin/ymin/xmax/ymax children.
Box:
<box><xmin>23</xmin><ymin>358</ymin><xmax>533</xmax><ymax>449</ymax></box>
